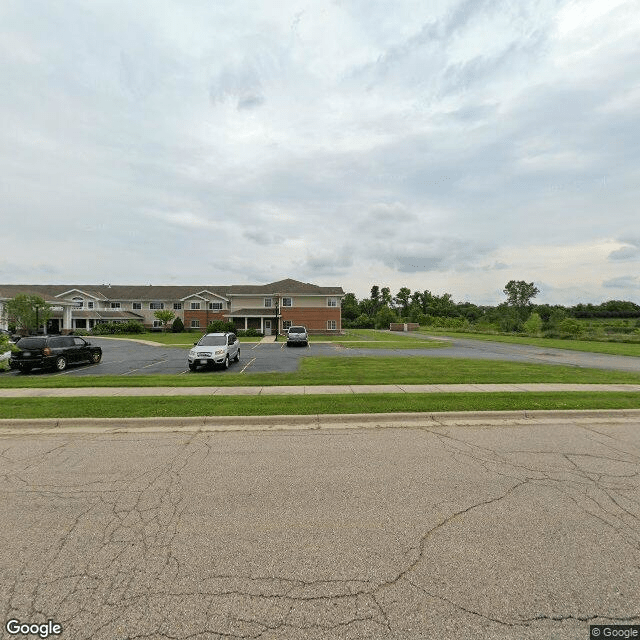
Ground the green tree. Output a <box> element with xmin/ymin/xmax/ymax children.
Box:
<box><xmin>394</xmin><ymin>287</ymin><xmax>412</xmax><ymax>316</ymax></box>
<box><xmin>374</xmin><ymin>305</ymin><xmax>398</xmax><ymax>329</ymax></box>
<box><xmin>5</xmin><ymin>294</ymin><xmax>52</xmax><ymax>334</ymax></box>
<box><xmin>523</xmin><ymin>312</ymin><xmax>543</xmax><ymax>335</ymax></box>
<box><xmin>153</xmin><ymin>309</ymin><xmax>175</xmax><ymax>332</ymax></box>
<box><xmin>171</xmin><ymin>317</ymin><xmax>185</xmax><ymax>333</ymax></box>
<box><xmin>341</xmin><ymin>293</ymin><xmax>360</xmax><ymax>322</ymax></box>
<box><xmin>503</xmin><ymin>280</ymin><xmax>540</xmax><ymax>319</ymax></box>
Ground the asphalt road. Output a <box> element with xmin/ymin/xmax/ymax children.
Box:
<box><xmin>6</xmin><ymin>335</ymin><xmax>640</xmax><ymax>377</ymax></box>
<box><xmin>1</xmin><ymin>416</ymin><xmax>638</xmax><ymax>639</ymax></box>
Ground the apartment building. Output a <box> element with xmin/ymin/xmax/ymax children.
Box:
<box><xmin>0</xmin><ymin>279</ymin><xmax>344</xmax><ymax>335</ymax></box>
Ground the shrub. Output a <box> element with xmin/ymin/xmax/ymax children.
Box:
<box><xmin>206</xmin><ymin>320</ymin><xmax>237</xmax><ymax>334</ymax></box>
<box><xmin>558</xmin><ymin>318</ymin><xmax>583</xmax><ymax>336</ymax></box>
<box><xmin>523</xmin><ymin>312</ymin><xmax>543</xmax><ymax>335</ymax></box>
<box><xmin>91</xmin><ymin>321</ymin><xmax>144</xmax><ymax>335</ymax></box>
<box><xmin>172</xmin><ymin>317</ymin><xmax>185</xmax><ymax>333</ymax></box>
<box><xmin>351</xmin><ymin>314</ymin><xmax>375</xmax><ymax>329</ymax></box>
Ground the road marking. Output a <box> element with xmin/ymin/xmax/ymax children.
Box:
<box><xmin>121</xmin><ymin>360</ymin><xmax>168</xmax><ymax>375</ymax></box>
<box><xmin>240</xmin><ymin>357</ymin><xmax>256</xmax><ymax>373</ymax></box>
<box><xmin>251</xmin><ymin>342</ymin><xmax>262</xmax><ymax>350</ymax></box>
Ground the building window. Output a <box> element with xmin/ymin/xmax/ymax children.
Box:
<box><xmin>173</xmin><ymin>303</ymin><xmax>182</xmax><ymax>310</ymax></box>
<box><xmin>133</xmin><ymin>302</ymin><xmax>142</xmax><ymax>310</ymax></box>
<box><xmin>327</xmin><ymin>320</ymin><xmax>337</xmax><ymax>330</ymax></box>
<box><xmin>190</xmin><ymin>302</ymin><xmax>201</xmax><ymax>310</ymax></box>
<box><xmin>282</xmin><ymin>320</ymin><xmax>292</xmax><ymax>330</ymax></box>
<box><xmin>72</xmin><ymin>297</ymin><xmax>83</xmax><ymax>308</ymax></box>
<box><xmin>327</xmin><ymin>297</ymin><xmax>338</xmax><ymax>307</ymax></box>
<box><xmin>191</xmin><ymin>319</ymin><xmax>200</xmax><ymax>328</ymax></box>
<box><xmin>110</xmin><ymin>302</ymin><xmax>121</xmax><ymax>309</ymax></box>
<box><xmin>264</xmin><ymin>298</ymin><xmax>272</xmax><ymax>308</ymax></box>
<box><xmin>209</xmin><ymin>302</ymin><xmax>223</xmax><ymax>310</ymax></box>
<box><xmin>87</xmin><ymin>301</ymin><xmax>94</xmax><ymax>309</ymax></box>
<box><xmin>153</xmin><ymin>320</ymin><xmax>163</xmax><ymax>328</ymax></box>
<box><xmin>282</xmin><ymin>297</ymin><xmax>292</xmax><ymax>307</ymax></box>
<box><xmin>150</xmin><ymin>302</ymin><xmax>164</xmax><ymax>310</ymax></box>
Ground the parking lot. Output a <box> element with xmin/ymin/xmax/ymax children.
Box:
<box><xmin>6</xmin><ymin>334</ymin><xmax>640</xmax><ymax>376</ymax></box>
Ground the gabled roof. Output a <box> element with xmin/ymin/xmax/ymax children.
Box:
<box><xmin>180</xmin><ymin>290</ymin><xmax>230</xmax><ymax>302</ymax></box>
<box><xmin>228</xmin><ymin>279</ymin><xmax>344</xmax><ymax>295</ymax></box>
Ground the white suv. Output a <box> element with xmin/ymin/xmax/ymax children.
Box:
<box><xmin>188</xmin><ymin>332</ymin><xmax>240</xmax><ymax>370</ymax></box>
<box><xmin>286</xmin><ymin>325</ymin><xmax>308</xmax><ymax>347</ymax></box>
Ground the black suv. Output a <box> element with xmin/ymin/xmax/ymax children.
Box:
<box><xmin>10</xmin><ymin>336</ymin><xmax>102</xmax><ymax>373</ymax></box>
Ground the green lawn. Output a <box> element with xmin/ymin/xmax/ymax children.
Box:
<box><xmin>2</xmin><ymin>356</ymin><xmax>640</xmax><ymax>388</ymax></box>
<box><xmin>2</xmin><ymin>392</ymin><xmax>640</xmax><ymax>419</ymax></box>
<box><xmin>417</xmin><ymin>329</ymin><xmax>640</xmax><ymax>357</ymax></box>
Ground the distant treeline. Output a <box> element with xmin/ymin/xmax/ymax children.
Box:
<box><xmin>341</xmin><ymin>284</ymin><xmax>640</xmax><ymax>333</ymax></box>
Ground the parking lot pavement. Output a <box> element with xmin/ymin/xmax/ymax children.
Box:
<box><xmin>1</xmin><ymin>417</ymin><xmax>638</xmax><ymax>639</ymax></box>
<box><xmin>6</xmin><ymin>335</ymin><xmax>640</xmax><ymax>377</ymax></box>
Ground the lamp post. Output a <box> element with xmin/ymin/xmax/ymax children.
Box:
<box><xmin>274</xmin><ymin>294</ymin><xmax>280</xmax><ymax>341</ymax></box>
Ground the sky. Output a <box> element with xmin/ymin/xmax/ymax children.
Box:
<box><xmin>1</xmin><ymin>0</ymin><xmax>639</xmax><ymax>305</ymax></box>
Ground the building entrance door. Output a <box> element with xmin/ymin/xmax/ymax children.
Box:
<box><xmin>264</xmin><ymin>320</ymin><xmax>271</xmax><ymax>336</ymax></box>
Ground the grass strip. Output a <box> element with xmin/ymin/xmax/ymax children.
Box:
<box><xmin>1</xmin><ymin>392</ymin><xmax>640</xmax><ymax>419</ymax></box>
<box><xmin>3</xmin><ymin>357</ymin><xmax>640</xmax><ymax>388</ymax></box>
<box><xmin>418</xmin><ymin>330</ymin><xmax>640</xmax><ymax>357</ymax></box>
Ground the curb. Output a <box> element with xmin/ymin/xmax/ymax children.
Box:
<box><xmin>2</xmin><ymin>409</ymin><xmax>640</xmax><ymax>434</ymax></box>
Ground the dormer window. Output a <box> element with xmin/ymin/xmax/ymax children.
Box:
<box><xmin>72</xmin><ymin>297</ymin><xmax>83</xmax><ymax>308</ymax></box>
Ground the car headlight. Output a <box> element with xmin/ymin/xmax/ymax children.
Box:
<box><xmin>189</xmin><ymin>350</ymin><xmax>196</xmax><ymax>357</ymax></box>
<box><xmin>215</xmin><ymin>349</ymin><xmax>225</xmax><ymax>355</ymax></box>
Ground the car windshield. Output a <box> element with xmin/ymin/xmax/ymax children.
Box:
<box><xmin>198</xmin><ymin>335</ymin><xmax>227</xmax><ymax>346</ymax></box>
<box><xmin>17</xmin><ymin>338</ymin><xmax>46</xmax><ymax>349</ymax></box>
<box><xmin>289</xmin><ymin>327</ymin><xmax>306</xmax><ymax>333</ymax></box>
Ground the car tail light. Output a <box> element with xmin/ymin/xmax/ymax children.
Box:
<box><xmin>43</xmin><ymin>347</ymin><xmax>52</xmax><ymax>355</ymax></box>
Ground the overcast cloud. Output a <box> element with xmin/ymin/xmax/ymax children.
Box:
<box><xmin>1</xmin><ymin>0</ymin><xmax>638</xmax><ymax>304</ymax></box>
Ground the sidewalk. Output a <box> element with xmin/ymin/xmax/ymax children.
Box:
<box><xmin>1</xmin><ymin>383</ymin><xmax>640</xmax><ymax>397</ymax></box>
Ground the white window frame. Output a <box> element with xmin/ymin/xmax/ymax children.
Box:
<box><xmin>190</xmin><ymin>302</ymin><xmax>201</xmax><ymax>310</ymax></box>
<box><xmin>282</xmin><ymin>320</ymin><xmax>292</xmax><ymax>330</ymax></box>
<box><xmin>87</xmin><ymin>301</ymin><xmax>94</xmax><ymax>309</ymax></box>
<box><xmin>190</xmin><ymin>319</ymin><xmax>200</xmax><ymax>328</ymax></box>
<box><xmin>327</xmin><ymin>320</ymin><xmax>337</xmax><ymax>330</ymax></box>
<box><xmin>282</xmin><ymin>297</ymin><xmax>293</xmax><ymax>307</ymax></box>
<box><xmin>110</xmin><ymin>302</ymin><xmax>121</xmax><ymax>309</ymax></box>
<box><xmin>327</xmin><ymin>297</ymin><xmax>338</xmax><ymax>307</ymax></box>
<box><xmin>209</xmin><ymin>302</ymin><xmax>223</xmax><ymax>310</ymax></box>
<box><xmin>264</xmin><ymin>298</ymin><xmax>272</xmax><ymax>308</ymax></box>
<box><xmin>132</xmin><ymin>302</ymin><xmax>142</xmax><ymax>310</ymax></box>
<box><xmin>72</xmin><ymin>297</ymin><xmax>83</xmax><ymax>308</ymax></box>
<box><xmin>173</xmin><ymin>303</ymin><xmax>182</xmax><ymax>310</ymax></box>
<box><xmin>150</xmin><ymin>302</ymin><xmax>164</xmax><ymax>310</ymax></box>
<box><xmin>153</xmin><ymin>320</ymin><xmax>163</xmax><ymax>328</ymax></box>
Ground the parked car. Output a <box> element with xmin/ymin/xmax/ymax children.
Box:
<box><xmin>10</xmin><ymin>335</ymin><xmax>102</xmax><ymax>373</ymax></box>
<box><xmin>286</xmin><ymin>325</ymin><xmax>308</xmax><ymax>347</ymax></box>
<box><xmin>188</xmin><ymin>332</ymin><xmax>240</xmax><ymax>371</ymax></box>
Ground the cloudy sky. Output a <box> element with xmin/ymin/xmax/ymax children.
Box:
<box><xmin>1</xmin><ymin>0</ymin><xmax>639</xmax><ymax>304</ymax></box>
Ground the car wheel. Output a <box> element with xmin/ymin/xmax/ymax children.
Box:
<box><xmin>19</xmin><ymin>363</ymin><xmax>32</xmax><ymax>373</ymax></box>
<box><xmin>234</xmin><ymin>349</ymin><xmax>240</xmax><ymax>363</ymax></box>
<box><xmin>55</xmin><ymin>356</ymin><xmax>67</xmax><ymax>371</ymax></box>
<box><xmin>188</xmin><ymin>362</ymin><xmax>197</xmax><ymax>371</ymax></box>
<box><xmin>223</xmin><ymin>355</ymin><xmax>229</xmax><ymax>370</ymax></box>
<box><xmin>91</xmin><ymin>351</ymin><xmax>102</xmax><ymax>364</ymax></box>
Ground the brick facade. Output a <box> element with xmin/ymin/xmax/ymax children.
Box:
<box><xmin>279</xmin><ymin>307</ymin><xmax>341</xmax><ymax>333</ymax></box>
<box><xmin>183</xmin><ymin>310</ymin><xmax>226</xmax><ymax>330</ymax></box>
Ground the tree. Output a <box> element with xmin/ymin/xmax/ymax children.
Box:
<box><xmin>341</xmin><ymin>293</ymin><xmax>360</xmax><ymax>322</ymax></box>
<box><xmin>153</xmin><ymin>309</ymin><xmax>175</xmax><ymax>332</ymax></box>
<box><xmin>523</xmin><ymin>312</ymin><xmax>543</xmax><ymax>335</ymax></box>
<box><xmin>5</xmin><ymin>294</ymin><xmax>52</xmax><ymax>334</ymax></box>
<box><xmin>394</xmin><ymin>287</ymin><xmax>412</xmax><ymax>316</ymax></box>
<box><xmin>503</xmin><ymin>280</ymin><xmax>540</xmax><ymax>319</ymax></box>
<box><xmin>171</xmin><ymin>317</ymin><xmax>185</xmax><ymax>333</ymax></box>
<box><xmin>374</xmin><ymin>305</ymin><xmax>398</xmax><ymax>329</ymax></box>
